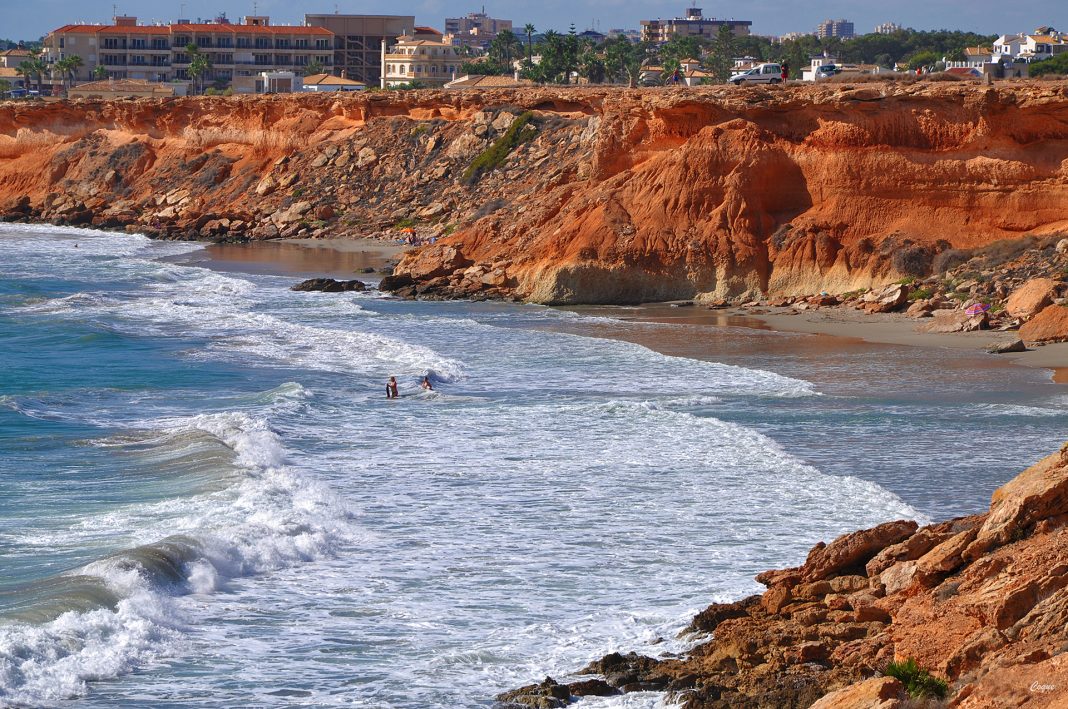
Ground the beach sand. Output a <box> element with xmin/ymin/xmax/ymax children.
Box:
<box><xmin>172</xmin><ymin>238</ymin><xmax>410</xmax><ymax>279</ymax></box>
<box><xmin>751</xmin><ymin>306</ymin><xmax>1068</xmax><ymax>384</ymax></box>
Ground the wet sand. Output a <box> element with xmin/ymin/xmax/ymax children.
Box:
<box><xmin>172</xmin><ymin>238</ymin><xmax>410</xmax><ymax>279</ymax></box>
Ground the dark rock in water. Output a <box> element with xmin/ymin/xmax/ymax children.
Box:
<box><xmin>361</xmin><ymin>266</ymin><xmax>376</xmax><ymax>273</ymax></box>
<box><xmin>670</xmin><ymin>301</ymin><xmax>695</xmax><ymax>308</ymax></box>
<box><xmin>496</xmin><ymin>676</ymin><xmax>571</xmax><ymax>708</ymax></box>
<box><xmin>290</xmin><ymin>278</ymin><xmax>366</xmax><ymax>293</ymax></box>
<box><xmin>565</xmin><ymin>679</ymin><xmax>616</xmax><ymax>697</ymax></box>
<box><xmin>379</xmin><ymin>273</ymin><xmax>414</xmax><ymax>292</ymax></box>
<box><xmin>579</xmin><ymin>651</ymin><xmax>670</xmax><ymax>689</ymax></box>
<box><xmin>685</xmin><ymin>594</ymin><xmax>760</xmax><ymax>634</ymax></box>
<box><xmin>988</xmin><ymin>339</ymin><xmax>1027</xmax><ymax>354</ymax></box>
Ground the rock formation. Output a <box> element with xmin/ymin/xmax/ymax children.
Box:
<box><xmin>3</xmin><ymin>83</ymin><xmax>1068</xmax><ymax>304</ymax></box>
<box><xmin>500</xmin><ymin>443</ymin><xmax>1068</xmax><ymax>708</ymax></box>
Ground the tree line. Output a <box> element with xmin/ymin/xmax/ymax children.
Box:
<box><xmin>456</xmin><ymin>27</ymin><xmax>1001</xmax><ymax>84</ymax></box>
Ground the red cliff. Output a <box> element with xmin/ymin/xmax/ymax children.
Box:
<box><xmin>2</xmin><ymin>82</ymin><xmax>1068</xmax><ymax>303</ymax></box>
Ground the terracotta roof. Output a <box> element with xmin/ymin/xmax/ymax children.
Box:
<box><xmin>679</xmin><ymin>57</ymin><xmax>701</xmax><ymax>64</ymax></box>
<box><xmin>964</xmin><ymin>47</ymin><xmax>993</xmax><ymax>56</ymax></box>
<box><xmin>1028</xmin><ymin>35</ymin><xmax>1066</xmax><ymax>43</ymax></box>
<box><xmin>413</xmin><ymin>26</ymin><xmax>443</xmax><ymax>35</ymax></box>
<box><xmin>0</xmin><ymin>67</ymin><xmax>20</xmax><ymax>78</ymax></box>
<box><xmin>394</xmin><ymin>38</ymin><xmax>454</xmax><ymax>47</ymax></box>
<box><xmin>444</xmin><ymin>74</ymin><xmax>534</xmax><ymax>88</ymax></box>
<box><xmin>51</xmin><ymin>23</ymin><xmax>331</xmax><ymax>36</ymax></box>
<box><xmin>1</xmin><ymin>49</ymin><xmax>31</xmax><ymax>56</ymax></box>
<box><xmin>303</xmin><ymin>73</ymin><xmax>365</xmax><ymax>86</ymax></box>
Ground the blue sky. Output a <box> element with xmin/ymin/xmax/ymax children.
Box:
<box><xmin>2</xmin><ymin>1</ymin><xmax>1063</xmax><ymax>41</ymax></box>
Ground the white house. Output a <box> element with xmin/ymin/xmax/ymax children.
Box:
<box><xmin>1018</xmin><ymin>32</ymin><xmax>1068</xmax><ymax>61</ymax></box>
<box><xmin>993</xmin><ymin>34</ymin><xmax>1026</xmax><ymax>59</ymax></box>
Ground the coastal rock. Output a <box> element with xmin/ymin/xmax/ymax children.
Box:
<box><xmin>918</xmin><ymin>309</ymin><xmax>988</xmax><ymax>333</ymax></box>
<box><xmin>809</xmin><ymin>677</ymin><xmax>906</xmax><ymax>709</ymax></box>
<box><xmin>796</xmin><ymin>520</ymin><xmax>918</xmax><ymax>582</ymax></box>
<box><xmin>496</xmin><ymin>677</ymin><xmax>570</xmax><ymax>708</ymax></box>
<box><xmin>861</xmin><ymin>284</ymin><xmax>909</xmax><ymax>314</ymax></box>
<box><xmin>987</xmin><ymin>339</ymin><xmax>1027</xmax><ymax>354</ymax></box>
<box><xmin>1005</xmin><ymin>277</ymin><xmax>1059</xmax><ymax>319</ymax></box>
<box><xmin>290</xmin><ymin>278</ymin><xmax>367</xmax><ymax>293</ymax></box>
<box><xmin>1019</xmin><ymin>304</ymin><xmax>1068</xmax><ymax>343</ymax></box>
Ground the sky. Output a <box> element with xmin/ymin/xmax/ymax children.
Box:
<box><xmin>1</xmin><ymin>0</ymin><xmax>1063</xmax><ymax>42</ymax></box>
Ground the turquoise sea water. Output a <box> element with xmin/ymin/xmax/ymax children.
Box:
<box><xmin>1</xmin><ymin>224</ymin><xmax>1065</xmax><ymax>707</ymax></box>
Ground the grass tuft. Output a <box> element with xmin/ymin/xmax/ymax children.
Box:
<box><xmin>462</xmin><ymin>112</ymin><xmax>536</xmax><ymax>184</ymax></box>
<box><xmin>884</xmin><ymin>658</ymin><xmax>948</xmax><ymax>699</ymax></box>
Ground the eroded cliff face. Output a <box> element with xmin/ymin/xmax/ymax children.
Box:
<box><xmin>2</xmin><ymin>83</ymin><xmax>1068</xmax><ymax>303</ymax></box>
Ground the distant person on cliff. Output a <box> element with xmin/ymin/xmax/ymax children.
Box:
<box><xmin>780</xmin><ymin>61</ymin><xmax>789</xmax><ymax>84</ymax></box>
<box><xmin>387</xmin><ymin>376</ymin><xmax>399</xmax><ymax>399</ymax></box>
<box><xmin>421</xmin><ymin>376</ymin><xmax>434</xmax><ymax>392</ymax></box>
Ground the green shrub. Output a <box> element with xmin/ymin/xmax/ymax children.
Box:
<box><xmin>441</xmin><ymin>222</ymin><xmax>457</xmax><ymax>236</ymax></box>
<box><xmin>462</xmin><ymin>111</ymin><xmax>536</xmax><ymax>184</ymax></box>
<box><xmin>897</xmin><ymin>276</ymin><xmax>916</xmax><ymax>285</ymax></box>
<box><xmin>393</xmin><ymin>217</ymin><xmax>417</xmax><ymax>229</ymax></box>
<box><xmin>410</xmin><ymin>123</ymin><xmax>430</xmax><ymax>138</ymax></box>
<box><xmin>884</xmin><ymin>658</ymin><xmax>948</xmax><ymax>699</ymax></box>
<box><xmin>907</xmin><ymin>287</ymin><xmax>933</xmax><ymax>301</ymax></box>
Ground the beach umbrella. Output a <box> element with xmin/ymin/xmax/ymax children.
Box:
<box><xmin>965</xmin><ymin>303</ymin><xmax>990</xmax><ymax>317</ymax></box>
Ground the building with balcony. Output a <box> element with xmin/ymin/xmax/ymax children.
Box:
<box><xmin>815</xmin><ymin>19</ymin><xmax>855</xmax><ymax>40</ymax></box>
<box><xmin>640</xmin><ymin>7</ymin><xmax>751</xmax><ymax>44</ymax></box>
<box><xmin>444</xmin><ymin>11</ymin><xmax>512</xmax><ymax>50</ymax></box>
<box><xmin>380</xmin><ymin>34</ymin><xmax>463</xmax><ymax>88</ymax></box>
<box><xmin>874</xmin><ymin>22</ymin><xmax>902</xmax><ymax>35</ymax></box>
<box><xmin>43</xmin><ymin>15</ymin><xmax>334</xmax><ymax>92</ymax></box>
<box><xmin>304</xmin><ymin>14</ymin><xmax>414</xmax><ymax>87</ymax></box>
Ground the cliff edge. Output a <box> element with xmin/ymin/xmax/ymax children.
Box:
<box><xmin>2</xmin><ymin>83</ymin><xmax>1068</xmax><ymax>303</ymax></box>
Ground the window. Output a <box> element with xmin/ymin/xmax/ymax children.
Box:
<box><xmin>237</xmin><ymin>37</ymin><xmax>252</xmax><ymax>48</ymax></box>
<box><xmin>152</xmin><ymin>39</ymin><xmax>167</xmax><ymax>50</ymax></box>
<box><xmin>295</xmin><ymin>39</ymin><xmax>308</xmax><ymax>48</ymax></box>
<box><xmin>131</xmin><ymin>39</ymin><xmax>145</xmax><ymax>49</ymax></box>
<box><xmin>315</xmin><ymin>39</ymin><xmax>329</xmax><ymax>49</ymax></box>
<box><xmin>255</xmin><ymin>38</ymin><xmax>270</xmax><ymax>49</ymax></box>
<box><xmin>276</xmin><ymin>39</ymin><xmax>290</xmax><ymax>49</ymax></box>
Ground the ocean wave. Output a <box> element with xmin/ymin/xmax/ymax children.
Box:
<box><xmin>0</xmin><ymin>411</ymin><xmax>356</xmax><ymax>705</ymax></box>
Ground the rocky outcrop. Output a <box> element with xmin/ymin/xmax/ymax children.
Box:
<box><xmin>290</xmin><ymin>278</ymin><xmax>366</xmax><ymax>292</ymax></box>
<box><xmin>4</xmin><ymin>83</ymin><xmax>1068</xmax><ymax>304</ymax></box>
<box><xmin>1020</xmin><ymin>304</ymin><xmax>1068</xmax><ymax>343</ymax></box>
<box><xmin>501</xmin><ymin>443</ymin><xmax>1068</xmax><ymax>708</ymax></box>
<box><xmin>1005</xmin><ymin>277</ymin><xmax>1060</xmax><ymax>319</ymax></box>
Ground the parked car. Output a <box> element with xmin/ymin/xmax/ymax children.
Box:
<box><xmin>815</xmin><ymin>64</ymin><xmax>840</xmax><ymax>79</ymax></box>
<box><xmin>728</xmin><ymin>63</ymin><xmax>783</xmax><ymax>85</ymax></box>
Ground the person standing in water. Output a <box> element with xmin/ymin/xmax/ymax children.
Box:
<box><xmin>421</xmin><ymin>376</ymin><xmax>433</xmax><ymax>392</ymax></box>
<box><xmin>386</xmin><ymin>376</ymin><xmax>399</xmax><ymax>399</ymax></box>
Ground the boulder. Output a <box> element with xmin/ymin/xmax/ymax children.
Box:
<box><xmin>800</xmin><ymin>520</ymin><xmax>918</xmax><ymax>582</ymax></box>
<box><xmin>254</xmin><ymin>175</ymin><xmax>277</xmax><ymax>196</ymax></box>
<box><xmin>809</xmin><ymin>677</ymin><xmax>906</xmax><ymax>709</ymax></box>
<box><xmin>987</xmin><ymin>339</ymin><xmax>1027</xmax><ymax>354</ymax></box>
<box><xmin>1005</xmin><ymin>278</ymin><xmax>1059</xmax><ymax>319</ymax></box>
<box><xmin>965</xmin><ymin>444</ymin><xmax>1068</xmax><ymax>559</ymax></box>
<box><xmin>1057</xmin><ymin>238</ymin><xmax>1068</xmax><ymax>255</ymax></box>
<box><xmin>496</xmin><ymin>677</ymin><xmax>570</xmax><ymax>708</ymax></box>
<box><xmin>290</xmin><ymin>278</ymin><xmax>366</xmax><ymax>293</ymax></box>
<box><xmin>315</xmin><ymin>204</ymin><xmax>335</xmax><ymax>221</ymax></box>
<box><xmin>862</xmin><ymin>284</ymin><xmax>909</xmax><ymax>313</ymax></box>
<box><xmin>905</xmin><ymin>299</ymin><xmax>935</xmax><ymax>318</ymax></box>
<box><xmin>919</xmin><ymin>309</ymin><xmax>988</xmax><ymax>333</ymax></box>
<box><xmin>355</xmin><ymin>147</ymin><xmax>377</xmax><ymax>169</ymax></box>
<box><xmin>1019</xmin><ymin>304</ymin><xmax>1068</xmax><ymax>343</ymax></box>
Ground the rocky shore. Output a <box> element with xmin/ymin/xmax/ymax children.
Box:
<box><xmin>501</xmin><ymin>443</ymin><xmax>1068</xmax><ymax>708</ymax></box>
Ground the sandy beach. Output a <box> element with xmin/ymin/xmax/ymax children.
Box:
<box><xmin>750</xmin><ymin>306</ymin><xmax>1068</xmax><ymax>383</ymax></box>
<box><xmin>171</xmin><ymin>237</ymin><xmax>411</xmax><ymax>279</ymax></box>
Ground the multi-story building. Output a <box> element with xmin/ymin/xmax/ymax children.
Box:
<box><xmin>815</xmin><ymin>19</ymin><xmax>855</xmax><ymax>40</ymax></box>
<box><xmin>43</xmin><ymin>15</ymin><xmax>334</xmax><ymax>92</ymax></box>
<box><xmin>304</xmin><ymin>14</ymin><xmax>414</xmax><ymax>86</ymax></box>
<box><xmin>444</xmin><ymin>11</ymin><xmax>512</xmax><ymax>49</ymax></box>
<box><xmin>380</xmin><ymin>33</ymin><xmax>464</xmax><ymax>88</ymax></box>
<box><xmin>874</xmin><ymin>22</ymin><xmax>902</xmax><ymax>35</ymax></box>
<box><xmin>640</xmin><ymin>7</ymin><xmax>752</xmax><ymax>44</ymax></box>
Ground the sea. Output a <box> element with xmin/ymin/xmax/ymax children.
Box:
<box><xmin>1</xmin><ymin>224</ymin><xmax>1066</xmax><ymax>708</ymax></box>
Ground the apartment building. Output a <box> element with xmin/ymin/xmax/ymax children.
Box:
<box><xmin>43</xmin><ymin>15</ymin><xmax>334</xmax><ymax>92</ymax></box>
<box><xmin>815</xmin><ymin>19</ymin><xmax>855</xmax><ymax>40</ymax></box>
<box><xmin>380</xmin><ymin>33</ymin><xmax>463</xmax><ymax>88</ymax></box>
<box><xmin>444</xmin><ymin>11</ymin><xmax>513</xmax><ymax>49</ymax></box>
<box><xmin>640</xmin><ymin>7</ymin><xmax>751</xmax><ymax>44</ymax></box>
<box><xmin>304</xmin><ymin>14</ymin><xmax>414</xmax><ymax>85</ymax></box>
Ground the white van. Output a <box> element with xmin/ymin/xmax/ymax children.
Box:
<box><xmin>728</xmin><ymin>63</ymin><xmax>783</xmax><ymax>85</ymax></box>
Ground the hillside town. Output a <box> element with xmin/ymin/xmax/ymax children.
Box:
<box><xmin>0</xmin><ymin>6</ymin><xmax>1065</xmax><ymax>99</ymax></box>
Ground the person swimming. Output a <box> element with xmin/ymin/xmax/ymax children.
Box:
<box><xmin>421</xmin><ymin>376</ymin><xmax>433</xmax><ymax>392</ymax></box>
<box><xmin>386</xmin><ymin>376</ymin><xmax>399</xmax><ymax>399</ymax></box>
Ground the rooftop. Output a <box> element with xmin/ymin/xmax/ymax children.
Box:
<box><xmin>50</xmin><ymin>23</ymin><xmax>331</xmax><ymax>35</ymax></box>
<box><xmin>303</xmin><ymin>73</ymin><xmax>365</xmax><ymax>86</ymax></box>
<box><xmin>69</xmin><ymin>78</ymin><xmax>176</xmax><ymax>94</ymax></box>
<box><xmin>444</xmin><ymin>74</ymin><xmax>534</xmax><ymax>89</ymax></box>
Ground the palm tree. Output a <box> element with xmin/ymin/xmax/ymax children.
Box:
<box><xmin>93</xmin><ymin>65</ymin><xmax>108</xmax><ymax>80</ymax></box>
<box><xmin>54</xmin><ymin>57</ymin><xmax>71</xmax><ymax>92</ymax></box>
<box><xmin>27</xmin><ymin>48</ymin><xmax>46</xmax><ymax>93</ymax></box>
<box><xmin>302</xmin><ymin>60</ymin><xmax>324</xmax><ymax>77</ymax></box>
<box><xmin>186</xmin><ymin>43</ymin><xmax>212</xmax><ymax>95</ymax></box>
<box><xmin>524</xmin><ymin>23</ymin><xmax>535</xmax><ymax>63</ymax></box>
<box><xmin>0</xmin><ymin>79</ymin><xmax>11</xmax><ymax>98</ymax></box>
<box><xmin>66</xmin><ymin>55</ymin><xmax>84</xmax><ymax>87</ymax></box>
